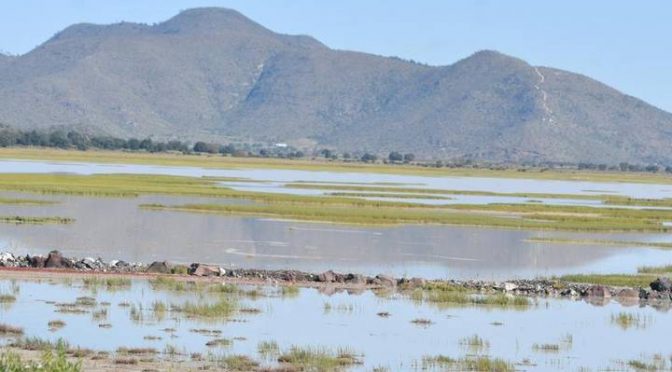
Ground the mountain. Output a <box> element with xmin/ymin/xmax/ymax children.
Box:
<box><xmin>0</xmin><ymin>7</ymin><xmax>670</xmax><ymax>164</ymax></box>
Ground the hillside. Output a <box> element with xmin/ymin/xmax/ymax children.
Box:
<box><xmin>0</xmin><ymin>7</ymin><xmax>670</xmax><ymax>164</ymax></box>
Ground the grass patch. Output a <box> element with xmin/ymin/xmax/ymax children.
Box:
<box><xmin>0</xmin><ymin>323</ymin><xmax>23</xmax><ymax>335</ymax></box>
<box><xmin>0</xmin><ymin>216</ymin><xmax>73</xmax><ymax>225</ymax></box>
<box><xmin>0</xmin><ymin>342</ymin><xmax>81</xmax><ymax>371</ymax></box>
<box><xmin>211</xmin><ymin>355</ymin><xmax>259</xmax><ymax>371</ymax></box>
<box><xmin>82</xmin><ymin>276</ymin><xmax>132</xmax><ymax>290</ymax></box>
<box><xmin>459</xmin><ymin>335</ymin><xmax>489</xmax><ymax>353</ymax></box>
<box><xmin>0</xmin><ymin>294</ymin><xmax>16</xmax><ymax>303</ymax></box>
<box><xmin>258</xmin><ymin>340</ymin><xmax>280</xmax><ymax>358</ymax></box>
<box><xmin>638</xmin><ymin>265</ymin><xmax>672</xmax><ymax>274</ymax></box>
<box><xmin>559</xmin><ymin>274</ymin><xmax>655</xmax><ymax>287</ymax></box>
<box><xmin>611</xmin><ymin>312</ymin><xmax>651</xmax><ymax>330</ymax></box>
<box><xmin>527</xmin><ymin>237</ymin><xmax>672</xmax><ymax>249</ymax></box>
<box><xmin>277</xmin><ymin>346</ymin><xmax>362</xmax><ymax>370</ymax></box>
<box><xmin>420</xmin><ymin>355</ymin><xmax>514</xmax><ymax>371</ymax></box>
<box><xmin>48</xmin><ymin>320</ymin><xmax>66</xmax><ymax>330</ymax></box>
<box><xmin>173</xmin><ymin>298</ymin><xmax>238</xmax><ymax>319</ymax></box>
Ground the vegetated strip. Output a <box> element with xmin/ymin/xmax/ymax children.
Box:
<box><xmin>526</xmin><ymin>237</ymin><xmax>672</xmax><ymax>249</ymax></box>
<box><xmin>287</xmin><ymin>183</ymin><xmax>612</xmax><ymax>201</ymax></box>
<box><xmin>4</xmin><ymin>147</ymin><xmax>672</xmax><ymax>184</ymax></box>
<box><xmin>140</xmin><ymin>200</ymin><xmax>672</xmax><ymax>232</ymax></box>
<box><xmin>3</xmin><ymin>173</ymin><xmax>672</xmax><ymax>232</ymax></box>
<box><xmin>0</xmin><ymin>197</ymin><xmax>56</xmax><ymax>205</ymax></box>
<box><xmin>0</xmin><ymin>216</ymin><xmax>73</xmax><ymax>225</ymax></box>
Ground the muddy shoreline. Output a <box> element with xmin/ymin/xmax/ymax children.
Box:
<box><xmin>1</xmin><ymin>250</ymin><xmax>671</xmax><ymax>304</ymax></box>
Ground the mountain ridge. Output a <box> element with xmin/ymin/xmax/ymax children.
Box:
<box><xmin>0</xmin><ymin>7</ymin><xmax>670</xmax><ymax>164</ymax></box>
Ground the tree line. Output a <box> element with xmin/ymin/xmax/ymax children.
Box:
<box><xmin>0</xmin><ymin>127</ymin><xmax>668</xmax><ymax>173</ymax></box>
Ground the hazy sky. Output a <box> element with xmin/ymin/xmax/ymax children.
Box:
<box><xmin>1</xmin><ymin>0</ymin><xmax>670</xmax><ymax>112</ymax></box>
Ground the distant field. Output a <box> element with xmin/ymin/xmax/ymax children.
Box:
<box><xmin>2</xmin><ymin>147</ymin><xmax>672</xmax><ymax>184</ymax></box>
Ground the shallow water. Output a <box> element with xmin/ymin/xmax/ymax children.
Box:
<box><xmin>0</xmin><ymin>192</ymin><xmax>672</xmax><ymax>279</ymax></box>
<box><xmin>0</xmin><ymin>279</ymin><xmax>670</xmax><ymax>371</ymax></box>
<box><xmin>2</xmin><ymin>159</ymin><xmax>672</xmax><ymax>201</ymax></box>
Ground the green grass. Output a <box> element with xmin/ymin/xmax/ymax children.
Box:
<box><xmin>559</xmin><ymin>274</ymin><xmax>657</xmax><ymax>287</ymax></box>
<box><xmin>82</xmin><ymin>276</ymin><xmax>132</xmax><ymax>290</ymax></box>
<box><xmin>611</xmin><ymin>312</ymin><xmax>650</xmax><ymax>330</ymax></box>
<box><xmin>527</xmin><ymin>237</ymin><xmax>672</xmax><ymax>249</ymax></box>
<box><xmin>173</xmin><ymin>298</ymin><xmax>238</xmax><ymax>318</ymax></box>
<box><xmin>459</xmin><ymin>335</ymin><xmax>489</xmax><ymax>353</ymax></box>
<box><xmin>0</xmin><ymin>197</ymin><xmax>56</xmax><ymax>205</ymax></box>
<box><xmin>288</xmin><ymin>182</ymin><xmax>611</xmax><ymax>201</ymax></box>
<box><xmin>328</xmin><ymin>191</ymin><xmax>453</xmax><ymax>200</ymax></box>
<box><xmin>257</xmin><ymin>340</ymin><xmax>280</xmax><ymax>358</ymax></box>
<box><xmin>411</xmin><ymin>285</ymin><xmax>531</xmax><ymax>309</ymax></box>
<box><xmin>210</xmin><ymin>355</ymin><xmax>259</xmax><ymax>371</ymax></box>
<box><xmin>4</xmin><ymin>158</ymin><xmax>672</xmax><ymax>232</ymax></box>
<box><xmin>0</xmin><ymin>323</ymin><xmax>23</xmax><ymax>335</ymax></box>
<box><xmin>638</xmin><ymin>264</ymin><xmax>672</xmax><ymax>274</ymax></box>
<box><xmin>420</xmin><ymin>355</ymin><xmax>514</xmax><ymax>371</ymax></box>
<box><xmin>0</xmin><ymin>341</ymin><xmax>81</xmax><ymax>371</ymax></box>
<box><xmin>0</xmin><ymin>216</ymin><xmax>73</xmax><ymax>225</ymax></box>
<box><xmin>277</xmin><ymin>346</ymin><xmax>362</xmax><ymax>370</ymax></box>
<box><xmin>0</xmin><ymin>294</ymin><xmax>16</xmax><ymax>303</ymax></box>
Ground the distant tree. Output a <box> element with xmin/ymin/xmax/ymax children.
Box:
<box><xmin>139</xmin><ymin>138</ymin><xmax>153</xmax><ymax>151</ymax></box>
<box><xmin>127</xmin><ymin>138</ymin><xmax>141</xmax><ymax>150</ymax></box>
<box><xmin>388</xmin><ymin>151</ymin><xmax>403</xmax><ymax>162</ymax></box>
<box><xmin>361</xmin><ymin>153</ymin><xmax>377</xmax><ymax>163</ymax></box>
<box><xmin>320</xmin><ymin>149</ymin><xmax>333</xmax><ymax>158</ymax></box>
<box><xmin>403</xmin><ymin>153</ymin><xmax>415</xmax><ymax>163</ymax></box>
<box><xmin>48</xmin><ymin>130</ymin><xmax>70</xmax><ymax>149</ymax></box>
<box><xmin>193</xmin><ymin>141</ymin><xmax>209</xmax><ymax>153</ymax></box>
<box><xmin>220</xmin><ymin>144</ymin><xmax>236</xmax><ymax>155</ymax></box>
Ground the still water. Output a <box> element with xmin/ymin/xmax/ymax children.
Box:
<box><xmin>0</xmin><ymin>192</ymin><xmax>671</xmax><ymax>279</ymax></box>
<box><xmin>0</xmin><ymin>279</ymin><xmax>669</xmax><ymax>371</ymax></box>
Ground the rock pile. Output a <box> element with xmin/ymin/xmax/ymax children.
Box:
<box><xmin>0</xmin><ymin>250</ymin><xmax>670</xmax><ymax>304</ymax></box>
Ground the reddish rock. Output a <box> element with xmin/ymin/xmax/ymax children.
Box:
<box><xmin>586</xmin><ymin>285</ymin><xmax>611</xmax><ymax>299</ymax></box>
<box><xmin>29</xmin><ymin>255</ymin><xmax>46</xmax><ymax>268</ymax></box>
<box><xmin>146</xmin><ymin>261</ymin><xmax>171</xmax><ymax>274</ymax></box>
<box><xmin>376</xmin><ymin>274</ymin><xmax>397</xmax><ymax>288</ymax></box>
<box><xmin>45</xmin><ymin>250</ymin><xmax>71</xmax><ymax>269</ymax></box>
<box><xmin>190</xmin><ymin>263</ymin><xmax>221</xmax><ymax>277</ymax></box>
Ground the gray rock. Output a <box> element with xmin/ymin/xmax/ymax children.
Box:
<box><xmin>503</xmin><ymin>282</ymin><xmax>518</xmax><ymax>292</ymax></box>
<box><xmin>317</xmin><ymin>270</ymin><xmax>337</xmax><ymax>283</ymax></box>
<box><xmin>650</xmin><ymin>277</ymin><xmax>672</xmax><ymax>292</ymax></box>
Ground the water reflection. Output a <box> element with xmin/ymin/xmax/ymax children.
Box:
<box><xmin>0</xmin><ymin>193</ymin><xmax>671</xmax><ymax>279</ymax></box>
<box><xmin>0</xmin><ymin>279</ymin><xmax>670</xmax><ymax>371</ymax></box>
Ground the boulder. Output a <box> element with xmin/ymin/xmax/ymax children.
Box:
<box><xmin>375</xmin><ymin>274</ymin><xmax>397</xmax><ymax>288</ymax></box>
<box><xmin>29</xmin><ymin>255</ymin><xmax>47</xmax><ymax>268</ymax></box>
<box><xmin>398</xmin><ymin>277</ymin><xmax>426</xmax><ymax>289</ymax></box>
<box><xmin>586</xmin><ymin>285</ymin><xmax>611</xmax><ymax>299</ymax></box>
<box><xmin>503</xmin><ymin>282</ymin><xmax>519</xmax><ymax>292</ymax></box>
<box><xmin>317</xmin><ymin>270</ymin><xmax>337</xmax><ymax>283</ymax></box>
<box><xmin>617</xmin><ymin>288</ymin><xmax>640</xmax><ymax>299</ymax></box>
<box><xmin>45</xmin><ymin>250</ymin><xmax>71</xmax><ymax>269</ymax></box>
<box><xmin>146</xmin><ymin>261</ymin><xmax>171</xmax><ymax>274</ymax></box>
<box><xmin>0</xmin><ymin>252</ymin><xmax>15</xmax><ymax>265</ymax></box>
<box><xmin>190</xmin><ymin>263</ymin><xmax>221</xmax><ymax>277</ymax></box>
<box><xmin>345</xmin><ymin>273</ymin><xmax>367</xmax><ymax>285</ymax></box>
<box><xmin>650</xmin><ymin>277</ymin><xmax>672</xmax><ymax>292</ymax></box>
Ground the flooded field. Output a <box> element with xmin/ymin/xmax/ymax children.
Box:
<box><xmin>0</xmin><ymin>278</ymin><xmax>670</xmax><ymax>371</ymax></box>
<box><xmin>0</xmin><ymin>192</ymin><xmax>671</xmax><ymax>279</ymax></box>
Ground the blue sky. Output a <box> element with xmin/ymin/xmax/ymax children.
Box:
<box><xmin>1</xmin><ymin>0</ymin><xmax>670</xmax><ymax>112</ymax></box>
